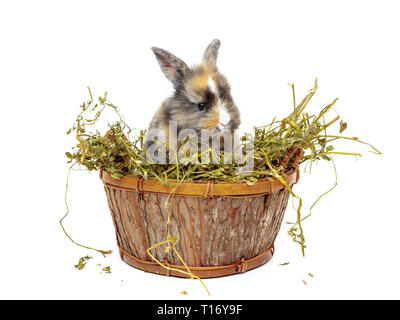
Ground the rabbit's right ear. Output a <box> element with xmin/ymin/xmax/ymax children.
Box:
<box><xmin>151</xmin><ymin>47</ymin><xmax>189</xmax><ymax>88</ymax></box>
<box><xmin>203</xmin><ymin>39</ymin><xmax>221</xmax><ymax>72</ymax></box>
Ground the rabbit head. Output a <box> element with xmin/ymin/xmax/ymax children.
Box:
<box><xmin>148</xmin><ymin>39</ymin><xmax>240</xmax><ymax>144</ymax></box>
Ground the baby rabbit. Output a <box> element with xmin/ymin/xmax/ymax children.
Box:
<box><xmin>144</xmin><ymin>39</ymin><xmax>240</xmax><ymax>159</ymax></box>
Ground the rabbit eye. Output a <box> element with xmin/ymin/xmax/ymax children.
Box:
<box><xmin>197</xmin><ymin>103</ymin><xmax>205</xmax><ymax>111</ymax></box>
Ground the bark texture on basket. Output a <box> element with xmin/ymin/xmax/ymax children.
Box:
<box><xmin>103</xmin><ymin>176</ymin><xmax>293</xmax><ymax>267</ymax></box>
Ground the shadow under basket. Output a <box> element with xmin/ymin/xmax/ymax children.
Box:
<box><xmin>100</xmin><ymin>150</ymin><xmax>302</xmax><ymax>279</ymax></box>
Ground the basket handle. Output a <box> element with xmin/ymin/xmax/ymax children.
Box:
<box><xmin>281</xmin><ymin>145</ymin><xmax>304</xmax><ymax>170</ymax></box>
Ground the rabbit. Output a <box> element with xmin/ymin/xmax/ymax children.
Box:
<box><xmin>144</xmin><ymin>39</ymin><xmax>241</xmax><ymax>162</ymax></box>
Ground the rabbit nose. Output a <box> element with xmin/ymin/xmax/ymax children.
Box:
<box><xmin>219</xmin><ymin>108</ymin><xmax>231</xmax><ymax>127</ymax></box>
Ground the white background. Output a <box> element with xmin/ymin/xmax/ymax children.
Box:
<box><xmin>0</xmin><ymin>0</ymin><xmax>399</xmax><ymax>300</ymax></box>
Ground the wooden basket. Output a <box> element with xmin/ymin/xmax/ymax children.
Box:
<box><xmin>100</xmin><ymin>147</ymin><xmax>303</xmax><ymax>278</ymax></box>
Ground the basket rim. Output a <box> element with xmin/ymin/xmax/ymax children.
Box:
<box><xmin>100</xmin><ymin>167</ymin><xmax>299</xmax><ymax>197</ymax></box>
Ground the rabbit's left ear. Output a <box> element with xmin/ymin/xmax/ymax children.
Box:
<box><xmin>151</xmin><ymin>47</ymin><xmax>189</xmax><ymax>88</ymax></box>
<box><xmin>203</xmin><ymin>39</ymin><xmax>221</xmax><ymax>72</ymax></box>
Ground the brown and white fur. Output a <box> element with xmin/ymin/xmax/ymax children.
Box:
<box><xmin>145</xmin><ymin>39</ymin><xmax>240</xmax><ymax>153</ymax></box>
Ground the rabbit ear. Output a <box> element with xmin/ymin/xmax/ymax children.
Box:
<box><xmin>151</xmin><ymin>47</ymin><xmax>189</xmax><ymax>87</ymax></box>
<box><xmin>203</xmin><ymin>39</ymin><xmax>221</xmax><ymax>72</ymax></box>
